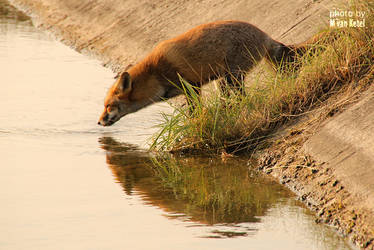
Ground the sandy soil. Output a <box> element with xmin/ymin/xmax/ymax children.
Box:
<box><xmin>8</xmin><ymin>0</ymin><xmax>374</xmax><ymax>248</ymax></box>
<box><xmin>9</xmin><ymin>0</ymin><xmax>334</xmax><ymax>72</ymax></box>
<box><xmin>258</xmin><ymin>83</ymin><xmax>374</xmax><ymax>249</ymax></box>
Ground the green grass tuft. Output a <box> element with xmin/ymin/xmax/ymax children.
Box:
<box><xmin>152</xmin><ymin>0</ymin><xmax>374</xmax><ymax>154</ymax></box>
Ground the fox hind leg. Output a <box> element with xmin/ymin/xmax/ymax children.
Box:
<box><xmin>220</xmin><ymin>72</ymin><xmax>246</xmax><ymax>96</ymax></box>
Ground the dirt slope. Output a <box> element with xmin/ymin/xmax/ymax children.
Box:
<box><xmin>259</xmin><ymin>87</ymin><xmax>374</xmax><ymax>249</ymax></box>
<box><xmin>8</xmin><ymin>0</ymin><xmax>374</xmax><ymax>248</ymax></box>
<box><xmin>305</xmin><ymin>91</ymin><xmax>374</xmax><ymax>210</ymax></box>
<box><xmin>9</xmin><ymin>0</ymin><xmax>334</xmax><ymax>71</ymax></box>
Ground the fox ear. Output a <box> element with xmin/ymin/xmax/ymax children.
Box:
<box><xmin>118</xmin><ymin>72</ymin><xmax>132</xmax><ymax>93</ymax></box>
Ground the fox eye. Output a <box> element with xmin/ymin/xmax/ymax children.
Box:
<box><xmin>107</xmin><ymin>104</ymin><xmax>118</xmax><ymax>113</ymax></box>
<box><xmin>106</xmin><ymin>105</ymin><xmax>113</xmax><ymax>113</ymax></box>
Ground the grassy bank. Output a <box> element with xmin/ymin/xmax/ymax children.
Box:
<box><xmin>151</xmin><ymin>0</ymin><xmax>373</xmax><ymax>154</ymax></box>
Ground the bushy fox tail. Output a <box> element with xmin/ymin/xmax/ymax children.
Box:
<box><xmin>266</xmin><ymin>42</ymin><xmax>300</xmax><ymax>66</ymax></box>
<box><xmin>267</xmin><ymin>32</ymin><xmax>326</xmax><ymax>66</ymax></box>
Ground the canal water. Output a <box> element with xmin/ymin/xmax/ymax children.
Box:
<box><xmin>0</xmin><ymin>1</ymin><xmax>352</xmax><ymax>249</ymax></box>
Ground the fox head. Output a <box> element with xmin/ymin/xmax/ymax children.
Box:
<box><xmin>98</xmin><ymin>72</ymin><xmax>136</xmax><ymax>126</ymax></box>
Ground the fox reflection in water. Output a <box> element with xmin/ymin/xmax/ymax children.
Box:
<box><xmin>98</xmin><ymin>137</ymin><xmax>293</xmax><ymax>226</ymax></box>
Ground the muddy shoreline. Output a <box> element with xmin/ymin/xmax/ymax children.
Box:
<box><xmin>8</xmin><ymin>0</ymin><xmax>373</xmax><ymax>248</ymax></box>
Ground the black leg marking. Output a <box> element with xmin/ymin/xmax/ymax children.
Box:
<box><xmin>223</xmin><ymin>72</ymin><xmax>246</xmax><ymax>96</ymax></box>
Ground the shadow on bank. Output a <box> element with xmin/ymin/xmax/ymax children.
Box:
<box><xmin>98</xmin><ymin>136</ymin><xmax>294</xmax><ymax>237</ymax></box>
<box><xmin>0</xmin><ymin>0</ymin><xmax>29</xmax><ymax>22</ymax></box>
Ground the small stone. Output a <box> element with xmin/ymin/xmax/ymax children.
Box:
<box><xmin>318</xmin><ymin>208</ymin><xmax>325</xmax><ymax>216</ymax></box>
<box><xmin>319</xmin><ymin>180</ymin><xmax>327</xmax><ymax>186</ymax></box>
<box><xmin>352</xmin><ymin>214</ymin><xmax>357</xmax><ymax>221</ymax></box>
<box><xmin>311</xmin><ymin>168</ymin><xmax>319</xmax><ymax>174</ymax></box>
<box><xmin>301</xmin><ymin>194</ymin><xmax>307</xmax><ymax>201</ymax></box>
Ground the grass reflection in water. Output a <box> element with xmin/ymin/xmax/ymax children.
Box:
<box><xmin>99</xmin><ymin>136</ymin><xmax>294</xmax><ymax>233</ymax></box>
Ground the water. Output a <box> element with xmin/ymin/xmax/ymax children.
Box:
<box><xmin>0</xmin><ymin>1</ymin><xmax>352</xmax><ymax>249</ymax></box>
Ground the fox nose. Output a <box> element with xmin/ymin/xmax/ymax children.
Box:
<box><xmin>98</xmin><ymin>113</ymin><xmax>109</xmax><ymax>126</ymax></box>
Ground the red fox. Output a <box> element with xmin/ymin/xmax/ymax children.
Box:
<box><xmin>98</xmin><ymin>20</ymin><xmax>296</xmax><ymax>126</ymax></box>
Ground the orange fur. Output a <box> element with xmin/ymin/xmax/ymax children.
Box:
<box><xmin>98</xmin><ymin>20</ymin><xmax>294</xmax><ymax>126</ymax></box>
